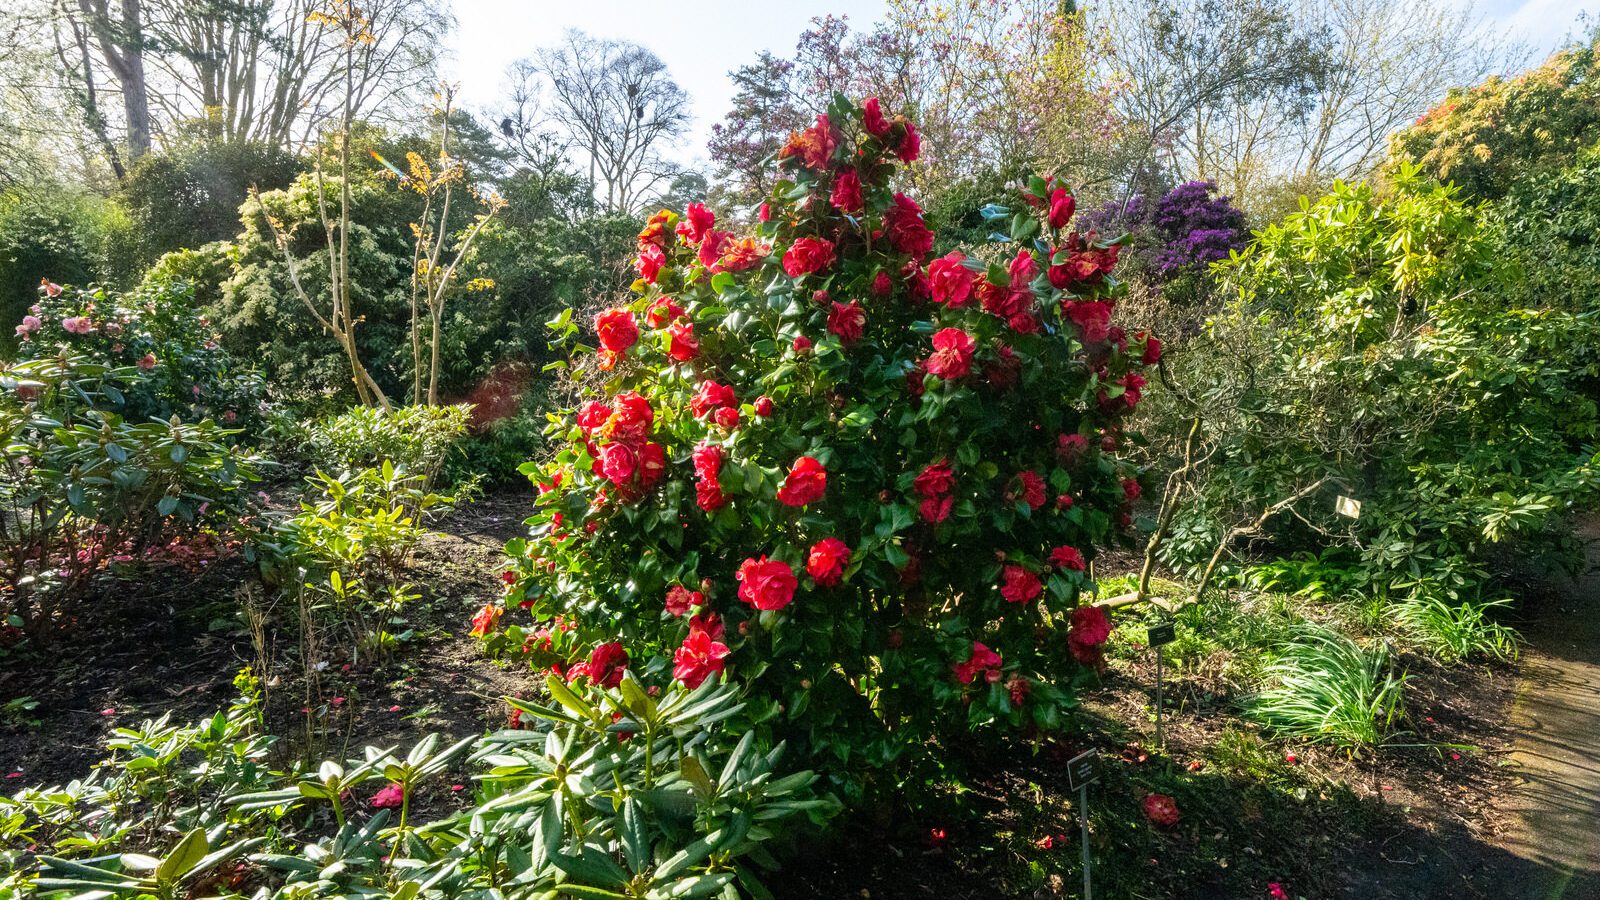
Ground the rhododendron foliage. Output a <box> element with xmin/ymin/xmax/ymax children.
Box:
<box><xmin>503</xmin><ymin>96</ymin><xmax>1150</xmax><ymax>777</ymax></box>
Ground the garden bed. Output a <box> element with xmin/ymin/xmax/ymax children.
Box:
<box><xmin>0</xmin><ymin>492</ymin><xmax>1538</xmax><ymax>899</ymax></box>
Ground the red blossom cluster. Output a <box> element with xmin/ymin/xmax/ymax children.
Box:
<box><xmin>486</xmin><ymin>96</ymin><xmax>1155</xmax><ymax>759</ymax></box>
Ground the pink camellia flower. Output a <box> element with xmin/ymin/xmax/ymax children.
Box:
<box><xmin>40</xmin><ymin>280</ymin><xmax>62</xmax><ymax>298</ymax></box>
<box><xmin>371</xmin><ymin>782</ymin><xmax>404</xmax><ymax>809</ymax></box>
<box><xmin>137</xmin><ymin>353</ymin><xmax>157</xmax><ymax>370</ymax></box>
<box><xmin>1268</xmin><ymin>884</ymin><xmax>1290</xmax><ymax>900</ymax></box>
<box><xmin>61</xmin><ymin>316</ymin><xmax>94</xmax><ymax>335</ymax></box>
<box><xmin>14</xmin><ymin>315</ymin><xmax>41</xmax><ymax>339</ymax></box>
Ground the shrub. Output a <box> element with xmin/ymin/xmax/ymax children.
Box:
<box><xmin>14</xmin><ymin>279</ymin><xmax>266</xmax><ymax>431</ymax></box>
<box><xmin>1242</xmin><ymin>626</ymin><xmax>1406</xmax><ymax>747</ymax></box>
<box><xmin>0</xmin><ymin>354</ymin><xmax>262</xmax><ymax>639</ymax></box>
<box><xmin>302</xmin><ymin>404</ymin><xmax>470</xmax><ymax>488</ymax></box>
<box><xmin>500</xmin><ymin>96</ymin><xmax>1152</xmax><ymax>785</ymax></box>
<box><xmin>0</xmin><ymin>188</ymin><xmax>139</xmax><ymax>353</ymax></box>
<box><xmin>1082</xmin><ymin>181</ymin><xmax>1248</xmax><ymax>305</ymax></box>
<box><xmin>1152</xmin><ymin>169</ymin><xmax>1600</xmax><ymax>609</ymax></box>
<box><xmin>1389</xmin><ymin>28</ymin><xmax>1600</xmax><ymax>201</ymax></box>
<box><xmin>118</xmin><ymin>140</ymin><xmax>304</xmax><ymax>267</ymax></box>
<box><xmin>7</xmin><ymin>673</ymin><xmax>831</xmax><ymax>900</ymax></box>
<box><xmin>258</xmin><ymin>464</ymin><xmax>453</xmax><ymax>661</ymax></box>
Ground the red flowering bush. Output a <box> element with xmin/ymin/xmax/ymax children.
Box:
<box><xmin>501</xmin><ymin>96</ymin><xmax>1150</xmax><ymax>781</ymax></box>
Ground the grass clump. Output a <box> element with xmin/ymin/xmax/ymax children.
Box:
<box><xmin>1243</xmin><ymin>626</ymin><xmax>1406</xmax><ymax>747</ymax></box>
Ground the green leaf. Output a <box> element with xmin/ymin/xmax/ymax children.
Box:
<box><xmin>157</xmin><ymin>495</ymin><xmax>179</xmax><ymax>516</ymax></box>
<box><xmin>157</xmin><ymin>828</ymin><xmax>209</xmax><ymax>882</ymax></box>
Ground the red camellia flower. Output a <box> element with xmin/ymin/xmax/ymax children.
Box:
<box><xmin>1008</xmin><ymin>470</ymin><xmax>1047</xmax><ymax>510</ymax></box>
<box><xmin>1057</xmin><ymin>433</ymin><xmax>1088</xmax><ymax>463</ymax></box>
<box><xmin>925</xmin><ymin>328</ymin><xmax>975</xmax><ymax>380</ymax></box>
<box><xmin>927</xmin><ymin>252</ymin><xmax>979</xmax><ymax>307</ymax></box>
<box><xmin>713</xmin><ymin>406</ymin><xmax>740</xmax><ymax>429</ymax></box>
<box><xmin>594</xmin><ymin>308</ymin><xmax>639</xmax><ymax>353</ymax></box>
<box><xmin>863</xmin><ymin>96</ymin><xmax>891</xmax><ymax>136</ymax></box>
<box><xmin>599</xmin><ymin>443</ymin><xmax>637</xmax><ymax>484</ymax></box>
<box><xmin>736</xmin><ymin>556</ymin><xmax>798</xmax><ymax>611</ymax></box>
<box><xmin>600</xmin><ymin>391</ymin><xmax>653</xmax><ymax>443</ymax></box>
<box><xmin>646</xmin><ymin>296</ymin><xmax>685</xmax><ymax>328</ymax></box>
<box><xmin>576</xmin><ymin>401</ymin><xmax>611</xmax><ymax>433</ymax></box>
<box><xmin>953</xmin><ymin>641</ymin><xmax>1002</xmax><ymax>684</ymax></box>
<box><xmin>692</xmin><ymin>443</ymin><xmax>727</xmax><ymax>511</ymax></box>
<box><xmin>776</xmin><ymin>456</ymin><xmax>827</xmax><ymax>506</ymax></box>
<box><xmin>690</xmin><ymin>381</ymin><xmax>737</xmax><ymax>418</ymax></box>
<box><xmin>831</xmin><ymin>168</ymin><xmax>864</xmax><ymax>212</ymax></box>
<box><xmin>979</xmin><ymin>249</ymin><xmax>1037</xmax><ymax>320</ymax></box>
<box><xmin>1050</xmin><ymin>545</ymin><xmax>1086</xmax><ymax>571</ymax></box>
<box><xmin>690</xmin><ymin>610</ymin><xmax>725</xmax><ymax>641</ymax></box>
<box><xmin>673</xmin><ymin>628</ymin><xmax>730</xmax><ymax>688</ymax></box>
<box><xmin>582</xmin><ymin>641</ymin><xmax>630</xmax><ymax>689</ymax></box>
<box><xmin>638</xmin><ymin>210</ymin><xmax>675</xmax><ymax>249</ymax></box>
<box><xmin>665</xmin><ymin>584</ymin><xmax>704</xmax><ymax>617</ymax></box>
<box><xmin>884</xmin><ymin>193</ymin><xmax>934</xmax><ymax>259</ymax></box>
<box><xmin>468</xmin><ymin>603</ymin><xmax>502</xmax><ymax>637</ymax></box>
<box><xmin>1143</xmin><ymin>793</ymin><xmax>1181</xmax><ymax>828</ymax></box>
<box><xmin>783</xmin><ymin>236</ymin><xmax>837</xmax><ymax>278</ymax></box>
<box><xmin>807</xmin><ymin>537</ymin><xmax>851</xmax><ymax>587</ymax></box>
<box><xmin>636</xmin><ymin>243</ymin><xmax>666</xmax><ymax>283</ymax></box>
<box><xmin>716</xmin><ymin>236</ymin><xmax>769</xmax><ymax>273</ymax></box>
<box><xmin>753</xmin><ymin>395</ymin><xmax>774</xmax><ymax>417</ymax></box>
<box><xmin>666</xmin><ymin>321</ymin><xmax>699</xmax><ymax>362</ymax></box>
<box><xmin>779</xmin><ymin>114</ymin><xmax>839</xmax><ymax>170</ymax></box>
<box><xmin>696</xmin><ymin>230</ymin><xmax>732</xmax><ymax>269</ymax></box>
<box><xmin>827</xmin><ymin>300</ymin><xmax>866</xmax><ymax>344</ymax></box>
<box><xmin>1000</xmin><ymin>565</ymin><xmax>1042</xmax><ymax>604</ymax></box>
<box><xmin>872</xmin><ymin>270</ymin><xmax>894</xmax><ymax>297</ymax></box>
<box><xmin>676</xmin><ymin>202</ymin><xmax>715</xmax><ymax>244</ymax></box>
<box><xmin>914</xmin><ymin>459</ymin><xmax>955</xmax><ymax>498</ymax></box>
<box><xmin>1140</xmin><ymin>332</ymin><xmax>1163</xmax><ymax>365</ymax></box>
<box><xmin>896</xmin><ymin>120</ymin><xmax>921</xmax><ymax>162</ymax></box>
<box><xmin>1065</xmin><ymin>300</ymin><xmax>1112</xmax><ymax>343</ymax></box>
<box><xmin>1123</xmin><ymin>478</ymin><xmax>1142</xmax><ymax>502</ymax></box>
<box><xmin>792</xmin><ymin>335</ymin><xmax>813</xmax><ymax>354</ymax></box>
<box><xmin>919</xmin><ymin>495</ymin><xmax>953</xmax><ymax>524</ymax></box>
<box><xmin>1068</xmin><ymin>606</ymin><xmax>1113</xmax><ymax>665</ymax></box>
<box><xmin>1047</xmin><ymin>187</ymin><xmax>1076</xmax><ymax>230</ymax></box>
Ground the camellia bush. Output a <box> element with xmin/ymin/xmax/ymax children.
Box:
<box><xmin>500</xmin><ymin>96</ymin><xmax>1154</xmax><ymax>783</ymax></box>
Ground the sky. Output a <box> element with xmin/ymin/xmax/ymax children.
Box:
<box><xmin>441</xmin><ymin>0</ymin><xmax>1596</xmax><ymax>168</ymax></box>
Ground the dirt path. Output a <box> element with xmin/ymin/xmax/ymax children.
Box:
<box><xmin>1495</xmin><ymin>546</ymin><xmax>1600</xmax><ymax>899</ymax></box>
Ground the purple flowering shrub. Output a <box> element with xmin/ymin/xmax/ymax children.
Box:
<box><xmin>1084</xmin><ymin>181</ymin><xmax>1249</xmax><ymax>300</ymax></box>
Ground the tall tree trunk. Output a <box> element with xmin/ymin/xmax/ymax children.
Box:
<box><xmin>77</xmin><ymin>0</ymin><xmax>151</xmax><ymax>163</ymax></box>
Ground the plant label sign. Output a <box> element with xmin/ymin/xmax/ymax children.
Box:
<box><xmin>1067</xmin><ymin>749</ymin><xmax>1100</xmax><ymax>792</ymax></box>
<box><xmin>1336</xmin><ymin>495</ymin><xmax>1362</xmax><ymax>519</ymax></box>
<box><xmin>1147</xmin><ymin>622</ymin><xmax>1176</xmax><ymax>647</ymax></box>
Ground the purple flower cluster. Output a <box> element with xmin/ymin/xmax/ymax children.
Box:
<box><xmin>1082</xmin><ymin>181</ymin><xmax>1248</xmax><ymax>282</ymax></box>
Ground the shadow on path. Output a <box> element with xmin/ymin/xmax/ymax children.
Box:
<box><xmin>1494</xmin><ymin>532</ymin><xmax>1600</xmax><ymax>899</ymax></box>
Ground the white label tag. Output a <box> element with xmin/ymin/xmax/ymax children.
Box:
<box><xmin>1336</xmin><ymin>495</ymin><xmax>1361</xmax><ymax>519</ymax></box>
